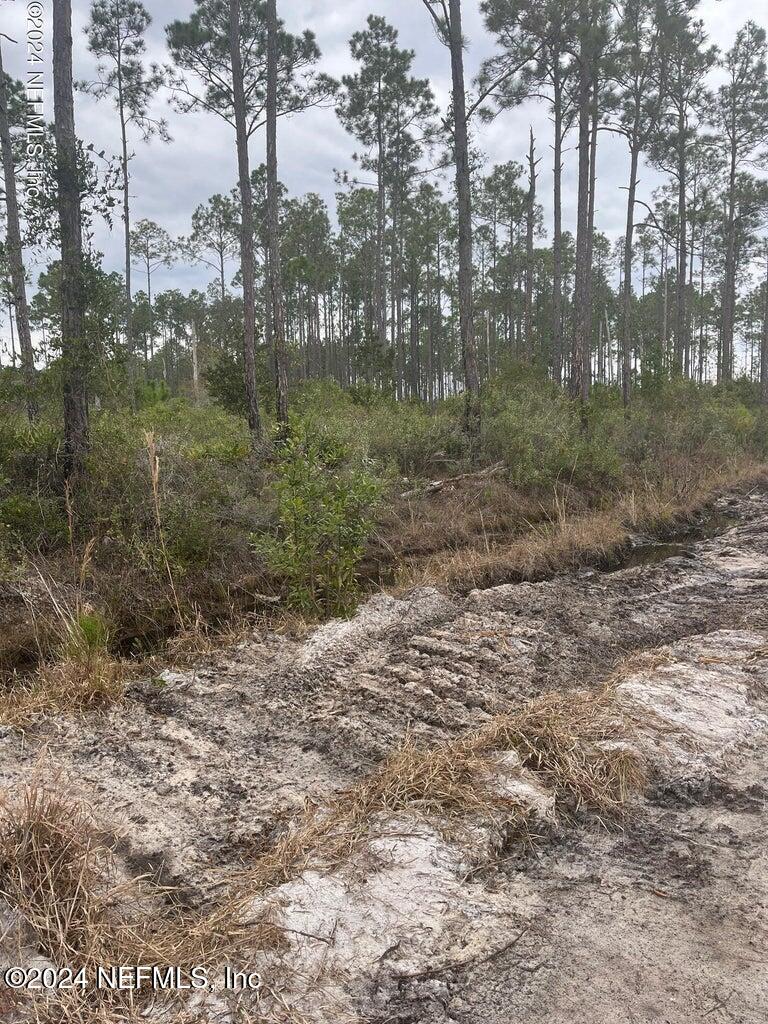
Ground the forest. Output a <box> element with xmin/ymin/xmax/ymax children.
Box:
<box><xmin>0</xmin><ymin>0</ymin><xmax>766</xmax><ymax>655</ymax></box>
<box><xmin>0</xmin><ymin>0</ymin><xmax>766</xmax><ymax>662</ymax></box>
<box><xmin>1</xmin><ymin>4</ymin><xmax>768</xmax><ymax>1022</ymax></box>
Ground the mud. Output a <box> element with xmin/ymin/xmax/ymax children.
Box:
<box><xmin>2</xmin><ymin>486</ymin><xmax>768</xmax><ymax>1022</ymax></box>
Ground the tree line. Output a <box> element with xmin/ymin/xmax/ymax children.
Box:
<box><xmin>1</xmin><ymin>0</ymin><xmax>768</xmax><ymax>476</ymax></box>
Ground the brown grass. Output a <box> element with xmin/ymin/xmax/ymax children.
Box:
<box><xmin>245</xmin><ymin>736</ymin><xmax>534</xmax><ymax>894</ymax></box>
<box><xmin>0</xmin><ymin>786</ymin><xmax>281</xmax><ymax>1024</ymax></box>
<box><xmin>0</xmin><ymin>562</ymin><xmax>128</xmax><ymax>728</ymax></box>
<box><xmin>0</xmin><ymin>788</ymin><xmax>270</xmax><ymax>976</ymax></box>
<box><xmin>0</xmin><ymin>656</ymin><xmax>126</xmax><ymax>728</ymax></box>
<box><xmin>399</xmin><ymin>460</ymin><xmax>767</xmax><ymax>592</ymax></box>
<box><xmin>245</xmin><ymin>684</ymin><xmax>645</xmax><ymax>896</ymax></box>
<box><xmin>0</xmin><ymin>681</ymin><xmax>646</xmax><ymax>1023</ymax></box>
<box><xmin>475</xmin><ymin>688</ymin><xmax>646</xmax><ymax>815</ymax></box>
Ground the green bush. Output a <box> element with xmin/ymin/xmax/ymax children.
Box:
<box><xmin>0</xmin><ymin>493</ymin><xmax>67</xmax><ymax>550</ymax></box>
<box><xmin>481</xmin><ymin>383</ymin><xmax>623</xmax><ymax>491</ymax></box>
<box><xmin>254</xmin><ymin>424</ymin><xmax>381</xmax><ymax>614</ymax></box>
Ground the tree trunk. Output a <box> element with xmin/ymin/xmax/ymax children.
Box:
<box><xmin>0</xmin><ymin>44</ymin><xmax>37</xmax><ymax>421</ymax></box>
<box><xmin>761</xmin><ymin>254</ymin><xmax>768</xmax><ymax>407</ymax></box>
<box><xmin>571</xmin><ymin>17</ymin><xmax>592</xmax><ymax>404</ymax></box>
<box><xmin>552</xmin><ymin>68</ymin><xmax>564</xmax><ymax>386</ymax></box>
<box><xmin>621</xmin><ymin>142</ymin><xmax>639</xmax><ymax>407</ymax></box>
<box><xmin>146</xmin><ymin>260</ymin><xmax>153</xmax><ymax>356</ymax></box>
<box><xmin>583</xmin><ymin>76</ymin><xmax>598</xmax><ymax>398</ymax></box>
<box><xmin>524</xmin><ymin>128</ymin><xmax>536</xmax><ymax>362</ymax></box>
<box><xmin>191</xmin><ymin>318</ymin><xmax>200</xmax><ymax>402</ymax></box>
<box><xmin>229</xmin><ymin>0</ymin><xmax>262</xmax><ymax>443</ymax></box>
<box><xmin>374</xmin><ymin>79</ymin><xmax>387</xmax><ymax>367</ymax></box>
<box><xmin>266</xmin><ymin>0</ymin><xmax>288</xmax><ymax>429</ymax></box>
<box><xmin>721</xmin><ymin>142</ymin><xmax>737</xmax><ymax>383</ymax></box>
<box><xmin>447</xmin><ymin>0</ymin><xmax>480</xmax><ymax>454</ymax></box>
<box><xmin>53</xmin><ymin>0</ymin><xmax>89</xmax><ymax>476</ymax></box>
<box><xmin>674</xmin><ymin>109</ymin><xmax>687</xmax><ymax>375</ymax></box>
<box><xmin>117</xmin><ymin>84</ymin><xmax>134</xmax><ymax>396</ymax></box>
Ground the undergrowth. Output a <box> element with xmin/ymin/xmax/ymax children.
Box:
<box><xmin>0</xmin><ymin>373</ymin><xmax>766</xmax><ymax>693</ymax></box>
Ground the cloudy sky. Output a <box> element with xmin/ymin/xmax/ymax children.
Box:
<box><xmin>1</xmin><ymin>0</ymin><xmax>763</xmax><ymax>300</ymax></box>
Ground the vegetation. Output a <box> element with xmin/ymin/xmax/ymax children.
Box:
<box><xmin>0</xmin><ymin>679</ymin><xmax>644</xmax><ymax>985</ymax></box>
<box><xmin>1</xmin><ymin>373</ymin><xmax>766</xmax><ymax>690</ymax></box>
<box><xmin>2</xmin><ymin>0</ymin><xmax>768</xmax><ymax>688</ymax></box>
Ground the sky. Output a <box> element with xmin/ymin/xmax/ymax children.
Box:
<box><xmin>0</xmin><ymin>0</ymin><xmax>764</xmax><ymax>302</ymax></box>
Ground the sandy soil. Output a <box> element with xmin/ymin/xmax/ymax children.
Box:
<box><xmin>1</xmin><ymin>486</ymin><xmax>767</xmax><ymax>1022</ymax></box>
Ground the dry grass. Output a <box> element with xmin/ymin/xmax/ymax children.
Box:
<box><xmin>399</xmin><ymin>460</ymin><xmax>767</xmax><ymax>592</ymax></box>
<box><xmin>0</xmin><ymin>787</ymin><xmax>281</xmax><ymax>1024</ymax></box>
<box><xmin>245</xmin><ymin>685</ymin><xmax>646</xmax><ymax>896</ymax></box>
<box><xmin>0</xmin><ymin>788</ymin><xmax>272</xmax><ymax>977</ymax></box>
<box><xmin>0</xmin><ymin>683</ymin><xmax>646</xmax><ymax>1023</ymax></box>
<box><xmin>475</xmin><ymin>688</ymin><xmax>646</xmax><ymax>815</ymax></box>
<box><xmin>246</xmin><ymin>735</ymin><xmax>535</xmax><ymax>894</ymax></box>
<box><xmin>0</xmin><ymin>788</ymin><xmax>148</xmax><ymax>970</ymax></box>
<box><xmin>401</xmin><ymin>506</ymin><xmax>628</xmax><ymax>591</ymax></box>
<box><xmin>0</xmin><ymin>656</ymin><xmax>126</xmax><ymax>728</ymax></box>
<box><xmin>0</xmin><ymin>562</ymin><xmax>128</xmax><ymax>728</ymax></box>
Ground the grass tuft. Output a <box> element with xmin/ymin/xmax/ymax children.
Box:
<box><xmin>476</xmin><ymin>688</ymin><xmax>646</xmax><ymax>815</ymax></box>
<box><xmin>0</xmin><ymin>657</ymin><xmax>126</xmax><ymax>728</ymax></box>
<box><xmin>245</xmin><ymin>685</ymin><xmax>646</xmax><ymax>895</ymax></box>
<box><xmin>399</xmin><ymin>461</ymin><xmax>766</xmax><ymax>592</ymax></box>
<box><xmin>0</xmin><ymin>788</ymin><xmax>275</xmax><ymax>978</ymax></box>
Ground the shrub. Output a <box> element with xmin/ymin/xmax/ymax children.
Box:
<box><xmin>255</xmin><ymin>425</ymin><xmax>381</xmax><ymax>614</ymax></box>
<box><xmin>481</xmin><ymin>384</ymin><xmax>623</xmax><ymax>491</ymax></box>
<box><xmin>0</xmin><ymin>494</ymin><xmax>67</xmax><ymax>551</ymax></box>
<box><xmin>64</xmin><ymin>610</ymin><xmax>111</xmax><ymax>660</ymax></box>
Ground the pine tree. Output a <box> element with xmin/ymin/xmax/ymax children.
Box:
<box><xmin>166</xmin><ymin>0</ymin><xmax>335</xmax><ymax>443</ymax></box>
<box><xmin>130</xmin><ymin>218</ymin><xmax>174</xmax><ymax>367</ymax></box>
<box><xmin>570</xmin><ymin>0</ymin><xmax>611</xmax><ymax>404</ymax></box>
<box><xmin>610</xmin><ymin>0</ymin><xmax>666</xmax><ymax>405</ymax></box>
<box><xmin>81</xmin><ymin>0</ymin><xmax>169</xmax><ymax>387</ymax></box>
<box><xmin>481</xmin><ymin>0</ymin><xmax>579</xmax><ymax>384</ymax></box>
<box><xmin>0</xmin><ymin>51</ymin><xmax>37</xmax><ymax>420</ymax></box>
<box><xmin>337</xmin><ymin>15</ymin><xmax>437</xmax><ymax>383</ymax></box>
<box><xmin>266</xmin><ymin>0</ymin><xmax>288</xmax><ymax>428</ymax></box>
<box><xmin>53</xmin><ymin>0</ymin><xmax>89</xmax><ymax>476</ymax></box>
<box><xmin>708</xmin><ymin>21</ymin><xmax>768</xmax><ymax>382</ymax></box>
<box><xmin>650</xmin><ymin>4</ymin><xmax>715</xmax><ymax>376</ymax></box>
<box><xmin>422</xmin><ymin>0</ymin><xmax>481</xmax><ymax>455</ymax></box>
<box><xmin>183</xmin><ymin>193</ymin><xmax>240</xmax><ymax>305</ymax></box>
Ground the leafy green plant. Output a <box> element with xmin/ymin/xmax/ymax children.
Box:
<box><xmin>63</xmin><ymin>610</ymin><xmax>111</xmax><ymax>660</ymax></box>
<box><xmin>255</xmin><ymin>426</ymin><xmax>381</xmax><ymax>615</ymax></box>
<box><xmin>0</xmin><ymin>494</ymin><xmax>68</xmax><ymax>551</ymax></box>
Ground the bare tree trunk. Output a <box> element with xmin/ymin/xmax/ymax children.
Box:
<box><xmin>191</xmin><ymin>318</ymin><xmax>200</xmax><ymax>402</ymax></box>
<box><xmin>0</xmin><ymin>44</ymin><xmax>37</xmax><ymax>421</ymax></box>
<box><xmin>621</xmin><ymin>143</ymin><xmax>639</xmax><ymax>407</ymax></box>
<box><xmin>761</xmin><ymin>252</ymin><xmax>768</xmax><ymax>407</ymax></box>
<box><xmin>552</xmin><ymin>69</ymin><xmax>564</xmax><ymax>386</ymax></box>
<box><xmin>446</xmin><ymin>0</ymin><xmax>480</xmax><ymax>455</ymax></box>
<box><xmin>583</xmin><ymin>78</ymin><xmax>599</xmax><ymax>398</ymax></box>
<box><xmin>674</xmin><ymin>111</ymin><xmax>687</xmax><ymax>375</ymax></box>
<box><xmin>117</xmin><ymin>81</ymin><xmax>135</xmax><ymax>398</ymax></box>
<box><xmin>53</xmin><ymin>0</ymin><xmax>89</xmax><ymax>476</ymax></box>
<box><xmin>524</xmin><ymin>128</ymin><xmax>536</xmax><ymax>362</ymax></box>
<box><xmin>571</xmin><ymin>20</ymin><xmax>592</xmax><ymax>404</ymax></box>
<box><xmin>229</xmin><ymin>0</ymin><xmax>262</xmax><ymax>443</ymax></box>
<box><xmin>374</xmin><ymin>85</ymin><xmax>387</xmax><ymax>368</ymax></box>
<box><xmin>266</xmin><ymin>0</ymin><xmax>288</xmax><ymax>429</ymax></box>
<box><xmin>721</xmin><ymin>142</ymin><xmax>737</xmax><ymax>383</ymax></box>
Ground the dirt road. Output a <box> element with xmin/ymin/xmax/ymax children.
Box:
<box><xmin>1</xmin><ymin>486</ymin><xmax>767</xmax><ymax>1022</ymax></box>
